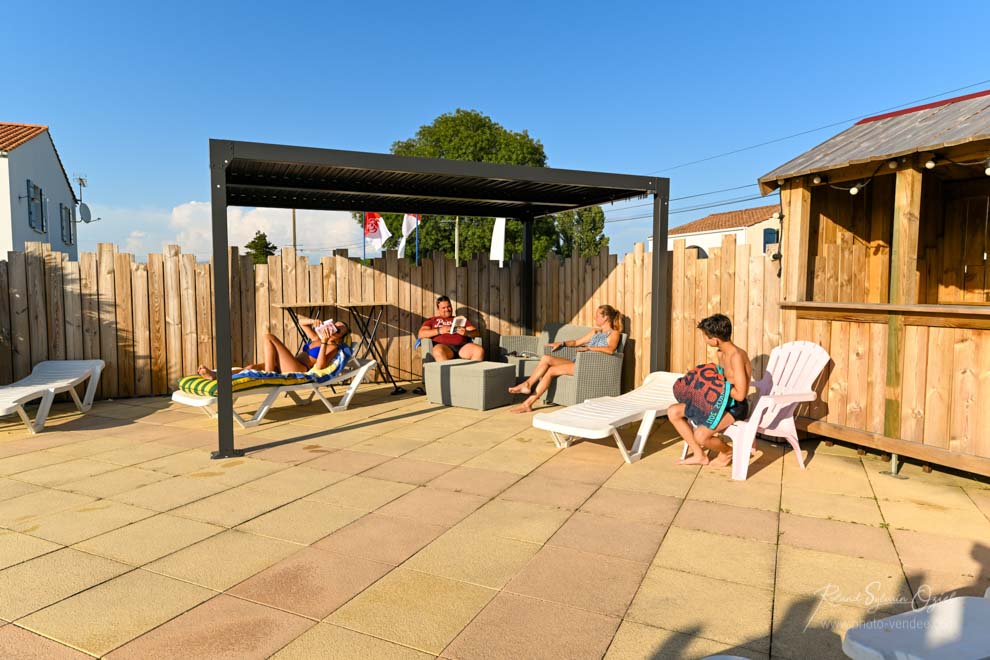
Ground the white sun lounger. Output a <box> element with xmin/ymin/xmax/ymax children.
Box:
<box><xmin>532</xmin><ymin>370</ymin><xmax>681</xmax><ymax>463</ymax></box>
<box><xmin>171</xmin><ymin>358</ymin><xmax>376</xmax><ymax>429</ymax></box>
<box><xmin>0</xmin><ymin>360</ymin><xmax>106</xmax><ymax>433</ymax></box>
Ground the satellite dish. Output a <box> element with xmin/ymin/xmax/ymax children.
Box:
<box><xmin>79</xmin><ymin>203</ymin><xmax>92</xmax><ymax>223</ymax></box>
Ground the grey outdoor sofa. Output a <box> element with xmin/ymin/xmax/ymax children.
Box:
<box><xmin>498</xmin><ymin>323</ymin><xmax>627</xmax><ymax>406</ymax></box>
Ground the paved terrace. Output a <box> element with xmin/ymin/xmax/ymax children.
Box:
<box><xmin>0</xmin><ymin>384</ymin><xmax>988</xmax><ymax>659</ymax></box>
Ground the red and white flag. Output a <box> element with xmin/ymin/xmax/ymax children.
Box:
<box><xmin>397</xmin><ymin>213</ymin><xmax>420</xmax><ymax>257</ymax></box>
<box><xmin>364</xmin><ymin>212</ymin><xmax>392</xmax><ymax>252</ymax></box>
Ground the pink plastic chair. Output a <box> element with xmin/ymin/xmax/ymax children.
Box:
<box><xmin>681</xmin><ymin>340</ymin><xmax>831</xmax><ymax>480</ymax></box>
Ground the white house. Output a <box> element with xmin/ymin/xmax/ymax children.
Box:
<box><xmin>650</xmin><ymin>203</ymin><xmax>780</xmax><ymax>256</ymax></box>
<box><xmin>0</xmin><ymin>123</ymin><xmax>79</xmax><ymax>259</ymax></box>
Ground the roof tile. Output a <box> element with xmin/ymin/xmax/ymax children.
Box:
<box><xmin>669</xmin><ymin>204</ymin><xmax>778</xmax><ymax>236</ymax></box>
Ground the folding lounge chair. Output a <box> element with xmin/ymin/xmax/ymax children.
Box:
<box><xmin>0</xmin><ymin>360</ymin><xmax>105</xmax><ymax>433</ymax></box>
<box><xmin>532</xmin><ymin>371</ymin><xmax>681</xmax><ymax>463</ymax></box>
<box><xmin>171</xmin><ymin>358</ymin><xmax>376</xmax><ymax>429</ymax></box>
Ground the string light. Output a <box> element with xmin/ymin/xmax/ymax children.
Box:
<box><xmin>812</xmin><ymin>175</ymin><xmax>829</xmax><ymax>185</ymax></box>
<box><xmin>925</xmin><ymin>157</ymin><xmax>938</xmax><ymax>170</ymax></box>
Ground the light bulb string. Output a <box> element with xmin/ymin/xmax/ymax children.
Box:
<box><xmin>828</xmin><ymin>161</ymin><xmax>885</xmax><ymax>192</ymax></box>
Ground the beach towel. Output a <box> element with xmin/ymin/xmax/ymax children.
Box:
<box><xmin>672</xmin><ymin>363</ymin><xmax>731</xmax><ymax>429</ymax></box>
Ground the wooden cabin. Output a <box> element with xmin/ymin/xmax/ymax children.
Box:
<box><xmin>759</xmin><ymin>89</ymin><xmax>990</xmax><ymax>476</ymax></box>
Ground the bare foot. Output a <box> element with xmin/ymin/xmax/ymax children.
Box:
<box><xmin>709</xmin><ymin>452</ymin><xmax>732</xmax><ymax>467</ymax></box>
<box><xmin>508</xmin><ymin>383</ymin><xmax>532</xmax><ymax>395</ymax></box>
<box><xmin>510</xmin><ymin>403</ymin><xmax>533</xmax><ymax>414</ymax></box>
<box><xmin>197</xmin><ymin>365</ymin><xmax>217</xmax><ymax>380</ymax></box>
<box><xmin>677</xmin><ymin>453</ymin><xmax>710</xmax><ymax>466</ymax></box>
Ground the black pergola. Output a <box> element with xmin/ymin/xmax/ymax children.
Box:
<box><xmin>209</xmin><ymin>139</ymin><xmax>670</xmax><ymax>458</ymax></box>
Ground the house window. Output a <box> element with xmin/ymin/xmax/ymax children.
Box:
<box><xmin>27</xmin><ymin>180</ymin><xmax>47</xmax><ymax>233</ymax></box>
<box><xmin>60</xmin><ymin>204</ymin><xmax>74</xmax><ymax>245</ymax></box>
<box><xmin>763</xmin><ymin>227</ymin><xmax>779</xmax><ymax>253</ymax></box>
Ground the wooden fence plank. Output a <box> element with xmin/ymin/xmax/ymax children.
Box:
<box><xmin>179</xmin><ymin>253</ymin><xmax>198</xmax><ymax>379</ymax></box>
<box><xmin>642</xmin><ymin>249</ymin><xmax>653</xmax><ymax>385</ymax></box>
<box><xmin>827</xmin><ymin>321</ymin><xmax>850</xmax><ymax>426</ymax></box>
<box><xmin>721</xmin><ymin>234</ymin><xmax>735</xmax><ymax>317</ymax></box>
<box><xmin>670</xmin><ymin>241</ymin><xmax>684</xmax><ymax>373</ymax></box>
<box><xmin>633</xmin><ymin>243</ymin><xmax>645</xmax><ymax>386</ymax></box>
<box><xmin>114</xmin><ymin>252</ymin><xmax>135</xmax><ymax>398</ymax></box>
<box><xmin>163</xmin><ymin>246</ymin><xmax>183</xmax><ymax>388</ymax></box>
<box><xmin>399</xmin><ymin>254</ymin><xmax>413</xmax><ymax>380</ymax></box>
<box><xmin>734</xmin><ymin>244</ymin><xmax>750</xmax><ymax>363</ymax></box>
<box><xmin>846</xmin><ymin>321</ymin><xmax>871</xmax><ymax>431</ymax></box>
<box><xmin>695</xmin><ymin>257</ymin><xmax>708</xmax><ymax>366</ymax></box>
<box><xmin>267</xmin><ymin>255</ymin><xmax>283</xmax><ymax>343</ymax></box>
<box><xmin>228</xmin><ymin>248</ymin><xmax>242</xmax><ymax>370</ymax></box>
<box><xmin>254</xmin><ymin>263</ymin><xmax>270</xmax><ymax>364</ymax></box>
<box><xmin>97</xmin><ymin>243</ymin><xmax>118</xmax><ymax>397</ymax></box>
<box><xmin>7</xmin><ymin>252</ymin><xmax>30</xmax><ymax>380</ymax></box>
<box><xmin>148</xmin><ymin>253</ymin><xmax>167</xmax><ymax>394</ymax></box>
<box><xmin>763</xmin><ymin>253</ymin><xmax>782</xmax><ymax>365</ymax></box>
<box><xmin>747</xmin><ymin>252</ymin><xmax>764</xmax><ymax>378</ymax></box>
<box><xmin>708</xmin><ymin>247</ymin><xmax>721</xmax><ymax>317</ymax></box>
<box><xmin>624</xmin><ymin>251</ymin><xmax>637</xmax><ymax>390</ymax></box>
<box><xmin>281</xmin><ymin>248</ymin><xmax>297</xmax><ymax>343</ymax></box>
<box><xmin>976</xmin><ymin>332</ymin><xmax>990</xmax><ymax>458</ymax></box>
<box><xmin>0</xmin><ymin>260</ymin><xmax>11</xmax><ymax>384</ymax></box>
<box><xmin>45</xmin><ymin>252</ymin><xmax>65</xmax><ymax>360</ymax></box>
<box><xmin>62</xmin><ymin>257</ymin><xmax>83</xmax><ymax>361</ymax></box>
<box><xmin>195</xmin><ymin>263</ymin><xmax>213</xmax><ymax>374</ymax></box>
<box><xmin>25</xmin><ymin>242</ymin><xmax>48</xmax><ymax>366</ymax></box>
<box><xmin>899</xmin><ymin>325</ymin><xmax>928</xmax><ymax>442</ymax></box>
<box><xmin>131</xmin><ymin>262</ymin><xmax>151</xmax><ymax>397</ymax></box>
<box><xmin>866</xmin><ymin>323</ymin><xmax>886</xmax><ymax>434</ymax></box>
<box><xmin>79</xmin><ymin>252</ymin><xmax>101</xmax><ymax>368</ymax></box>
<box><xmin>239</xmin><ymin>255</ymin><xmax>256</xmax><ymax>366</ymax></box>
<box><xmin>949</xmin><ymin>329</ymin><xmax>977</xmax><ymax>454</ymax></box>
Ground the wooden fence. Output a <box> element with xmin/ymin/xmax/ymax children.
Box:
<box><xmin>0</xmin><ymin>241</ymin><xmax>657</xmax><ymax>399</ymax></box>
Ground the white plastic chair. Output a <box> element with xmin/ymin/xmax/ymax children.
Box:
<box><xmin>0</xmin><ymin>360</ymin><xmax>105</xmax><ymax>433</ymax></box>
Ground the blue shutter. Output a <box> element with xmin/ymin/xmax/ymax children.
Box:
<box><xmin>763</xmin><ymin>228</ymin><xmax>779</xmax><ymax>252</ymax></box>
<box><xmin>27</xmin><ymin>180</ymin><xmax>35</xmax><ymax>229</ymax></box>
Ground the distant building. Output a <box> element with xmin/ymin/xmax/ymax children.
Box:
<box><xmin>650</xmin><ymin>204</ymin><xmax>780</xmax><ymax>257</ymax></box>
<box><xmin>0</xmin><ymin>123</ymin><xmax>79</xmax><ymax>258</ymax></box>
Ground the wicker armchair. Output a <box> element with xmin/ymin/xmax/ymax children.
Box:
<box><xmin>498</xmin><ymin>323</ymin><xmax>627</xmax><ymax>406</ymax></box>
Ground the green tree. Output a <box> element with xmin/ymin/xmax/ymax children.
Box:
<box><xmin>244</xmin><ymin>230</ymin><xmax>277</xmax><ymax>264</ymax></box>
<box><xmin>353</xmin><ymin>109</ymin><xmax>606</xmax><ymax>262</ymax></box>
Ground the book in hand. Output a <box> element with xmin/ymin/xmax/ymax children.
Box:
<box><xmin>449</xmin><ymin>316</ymin><xmax>467</xmax><ymax>334</ymax></box>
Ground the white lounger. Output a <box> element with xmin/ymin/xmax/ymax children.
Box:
<box><xmin>532</xmin><ymin>370</ymin><xmax>680</xmax><ymax>463</ymax></box>
<box><xmin>0</xmin><ymin>360</ymin><xmax>105</xmax><ymax>433</ymax></box>
<box><xmin>171</xmin><ymin>358</ymin><xmax>376</xmax><ymax>429</ymax></box>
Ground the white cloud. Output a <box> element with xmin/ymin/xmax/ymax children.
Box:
<box><xmin>125</xmin><ymin>230</ymin><xmax>147</xmax><ymax>253</ymax></box>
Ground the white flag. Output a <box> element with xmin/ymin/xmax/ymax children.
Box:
<box><xmin>397</xmin><ymin>213</ymin><xmax>419</xmax><ymax>257</ymax></box>
<box><xmin>490</xmin><ymin>217</ymin><xmax>506</xmax><ymax>265</ymax></box>
<box><xmin>364</xmin><ymin>212</ymin><xmax>392</xmax><ymax>252</ymax></box>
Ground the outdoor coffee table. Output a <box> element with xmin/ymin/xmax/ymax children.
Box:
<box><xmin>423</xmin><ymin>360</ymin><xmax>515</xmax><ymax>410</ymax></box>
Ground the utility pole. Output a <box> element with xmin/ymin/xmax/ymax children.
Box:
<box><xmin>454</xmin><ymin>216</ymin><xmax>460</xmax><ymax>266</ymax></box>
<box><xmin>291</xmin><ymin>208</ymin><xmax>297</xmax><ymax>252</ymax></box>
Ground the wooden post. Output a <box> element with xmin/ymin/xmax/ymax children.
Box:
<box><xmin>885</xmin><ymin>166</ymin><xmax>923</xmax><ymax>438</ymax></box>
<box><xmin>780</xmin><ymin>181</ymin><xmax>811</xmax><ymax>343</ymax></box>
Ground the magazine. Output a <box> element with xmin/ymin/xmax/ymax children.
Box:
<box><xmin>449</xmin><ymin>316</ymin><xmax>467</xmax><ymax>334</ymax></box>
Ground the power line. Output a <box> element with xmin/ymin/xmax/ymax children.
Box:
<box><xmin>647</xmin><ymin>78</ymin><xmax>990</xmax><ymax>174</ymax></box>
<box><xmin>604</xmin><ymin>193</ymin><xmax>778</xmax><ymax>225</ymax></box>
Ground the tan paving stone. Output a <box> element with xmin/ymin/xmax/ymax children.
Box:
<box><xmin>306</xmin><ymin>476</ymin><xmax>416</xmax><ymax>511</ymax></box>
<box><xmin>349</xmin><ymin>434</ymin><xmax>435</xmax><ymax>457</ymax></box>
<box><xmin>672</xmin><ymin>499</ymin><xmax>779</xmax><ymax>544</ymax></box>
<box><xmin>532</xmin><ymin>454</ymin><xmax>622</xmax><ymax>486</ymax></box>
<box><xmin>462</xmin><ymin>439</ymin><xmax>557</xmax><ymax>475</ymax></box>
<box><xmin>654</xmin><ymin>527</ymin><xmax>776</xmax><ymax>590</ymax></box>
<box><xmin>904</xmin><ymin>566</ymin><xmax>990</xmax><ymax>599</ymax></box>
<box><xmin>581</xmin><ymin>487</ymin><xmax>682</xmax><ymax>526</ymax></box>
<box><xmin>109</xmin><ymin>474</ymin><xmax>230</xmax><ymax>511</ymax></box>
<box><xmin>47</xmin><ymin>436</ymin><xmax>135</xmax><ymax>457</ymax></box>
<box><xmin>170</xmin><ymin>484</ymin><xmax>297</xmax><ymax>527</ymax></box>
<box><xmin>879</xmin><ymin>499</ymin><xmax>990</xmax><ymax>541</ymax></box>
<box><xmin>775</xmin><ymin>545</ymin><xmax>911</xmax><ymax>613</ymax></box>
<box><xmin>135</xmin><ymin>449</ymin><xmax>216</xmax><ymax>475</ymax></box>
<box><xmin>782</xmin><ymin>454</ymin><xmax>873</xmax><ymax>498</ymax></box>
<box><xmin>688</xmin><ymin>475</ymin><xmax>781</xmax><ymax>511</ymax></box>
<box><xmin>867</xmin><ymin>469</ymin><xmax>978</xmax><ymax>509</ymax></box>
<box><xmin>0</xmin><ymin>478</ymin><xmax>41</xmax><ymax>502</ymax></box>
<box><xmin>272</xmin><ymin>622</ymin><xmax>433</xmax><ymax>660</ymax></box>
<box><xmin>377</xmin><ymin>486</ymin><xmax>488</xmax><ymax>527</ymax></box>
<box><xmin>362</xmin><ymin>457</ymin><xmax>455</xmax><ymax>485</ymax></box>
<box><xmin>499</xmin><ymin>473</ymin><xmax>598</xmax><ymax>509</ymax></box>
<box><xmin>73</xmin><ymin>513</ymin><xmax>223</xmax><ymax>566</ymax></box>
<box><xmin>604</xmin><ymin>462</ymin><xmax>699</xmax><ymax>498</ymax></box>
<box><xmin>966</xmin><ymin>487</ymin><xmax>990</xmax><ymax>518</ymax></box>
<box><xmin>14</xmin><ymin>499</ymin><xmax>155</xmax><ymax>545</ymax></box>
<box><xmin>58</xmin><ymin>466</ymin><xmax>170</xmax><ymax>498</ymax></box>
<box><xmin>240</xmin><ymin>465</ymin><xmax>348</xmax><ymax>498</ymax></box>
<box><xmin>0</xmin><ymin>548</ymin><xmax>130</xmax><ymax>620</ymax></box>
<box><xmin>627</xmin><ymin>567</ymin><xmax>772</xmax><ymax>653</ymax></box>
<box><xmin>779</xmin><ymin>488</ymin><xmax>884</xmax><ymax>526</ymax></box>
<box><xmin>305</xmin><ymin>449</ymin><xmax>392</xmax><ymax>475</ymax></box>
<box><xmin>778</xmin><ymin>513</ymin><xmax>898</xmax><ymax>563</ymax></box>
<box><xmin>455</xmin><ymin>498</ymin><xmax>571</xmax><ymax>544</ymax></box>
<box><xmin>427</xmin><ymin>466</ymin><xmax>520</xmax><ymax>497</ymax></box>
<box><xmin>14</xmin><ymin>458</ymin><xmax>119</xmax><ymax>487</ymax></box>
<box><xmin>505</xmin><ymin>544</ymin><xmax>647</xmax><ymax>616</ymax></box>
<box><xmin>0</xmin><ymin>530</ymin><xmax>61</xmax><ymax>570</ymax></box>
<box><xmin>0</xmin><ymin>450</ymin><xmax>74</xmax><ymax>477</ymax></box>
<box><xmin>189</xmin><ymin>456</ymin><xmax>288</xmax><ymax>487</ymax></box>
<box><xmin>237</xmin><ymin>499</ymin><xmax>366</xmax><ymax>544</ymax></box>
<box><xmin>18</xmin><ymin>569</ymin><xmax>213</xmax><ymax>657</ymax></box>
<box><xmin>548</xmin><ymin>510</ymin><xmax>666</xmax><ymax>563</ymax></box>
<box><xmin>314</xmin><ymin>513</ymin><xmax>446</xmax><ymax>565</ymax></box>
<box><xmin>402</xmin><ymin>440</ymin><xmax>489</xmax><ymax>466</ymax></box>
<box><xmin>890</xmin><ymin>528</ymin><xmax>987</xmax><ymax>575</ymax></box>
<box><xmin>444</xmin><ymin>591</ymin><xmax>620</xmax><ymax>660</ymax></box>
<box><xmin>404</xmin><ymin>528</ymin><xmax>540</xmax><ymax>589</ymax></box>
<box><xmin>327</xmin><ymin>568</ymin><xmax>495</xmax><ymax>655</ymax></box>
<box><xmin>604</xmin><ymin>620</ymin><xmax>768</xmax><ymax>660</ymax></box>
<box><xmin>438</xmin><ymin>428</ymin><xmax>513</xmax><ymax>448</ymax></box>
<box><xmin>145</xmin><ymin>530</ymin><xmax>301</xmax><ymax>591</ymax></box>
<box><xmin>106</xmin><ymin>594</ymin><xmax>314</xmax><ymax>659</ymax></box>
<box><xmin>771</xmin><ymin>589</ymin><xmax>886</xmax><ymax>660</ymax></box>
<box><xmin>0</xmin><ymin>489</ymin><xmax>96</xmax><ymax>528</ymax></box>
<box><xmin>0</xmin><ymin>623</ymin><xmax>93</xmax><ymax>659</ymax></box>
<box><xmin>246</xmin><ymin>440</ymin><xmax>338</xmax><ymax>464</ymax></box>
<box><xmin>151</xmin><ymin>429</ymin><xmax>217</xmax><ymax>449</ymax></box>
<box><xmin>229</xmin><ymin>546</ymin><xmax>392</xmax><ymax>619</ymax></box>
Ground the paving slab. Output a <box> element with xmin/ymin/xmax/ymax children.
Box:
<box><xmin>14</xmin><ymin>458</ymin><xmax>120</xmax><ymax>488</ymax></box>
<box><xmin>879</xmin><ymin>498</ymin><xmax>990</xmax><ymax>542</ymax></box>
<box><xmin>88</xmin><ymin>442</ymin><xmax>187</xmax><ymax>467</ymax></box>
<box><xmin>778</xmin><ymin>513</ymin><xmax>899</xmax><ymax>563</ymax></box>
<box><xmin>0</xmin><ymin>623</ymin><xmax>93</xmax><ymax>659</ymax></box>
<box><xmin>109</xmin><ymin>474</ymin><xmax>230</xmax><ymax>511</ymax></box>
<box><xmin>402</xmin><ymin>440</ymin><xmax>489</xmax><ymax>466</ymax></box>
<box><xmin>314</xmin><ymin>513</ymin><xmax>447</xmax><ymax>565</ymax></box>
<box><xmin>304</xmin><ymin>449</ymin><xmax>392</xmax><ymax>475</ymax></box>
<box><xmin>671</xmin><ymin>499</ymin><xmax>779</xmax><ymax>544</ymax></box>
<box><xmin>73</xmin><ymin>513</ymin><xmax>223</xmax><ymax>566</ymax></box>
<box><xmin>58</xmin><ymin>466</ymin><xmax>170</xmax><ymax>498</ymax></box>
<box><xmin>237</xmin><ymin>499</ymin><xmax>366</xmax><ymax>544</ymax></box>
<box><xmin>0</xmin><ymin>478</ymin><xmax>42</xmax><ymax>503</ymax></box>
<box><xmin>362</xmin><ymin>457</ymin><xmax>455</xmax><ymax>486</ymax></box>
<box><xmin>0</xmin><ymin>530</ymin><xmax>61</xmax><ymax>571</ymax></box>
<box><xmin>404</xmin><ymin>528</ymin><xmax>540</xmax><ymax>589</ymax></box>
<box><xmin>548</xmin><ymin>510</ymin><xmax>667</xmax><ymax>563</ymax></box>
<box><xmin>604</xmin><ymin>461</ymin><xmax>699</xmax><ymax>499</ymax></box>
<box><xmin>135</xmin><ymin>449</ymin><xmax>216</xmax><ymax>475</ymax></box>
<box><xmin>499</xmin><ymin>473</ymin><xmax>598</xmax><ymax>509</ymax></box>
<box><xmin>771</xmin><ymin>589</ymin><xmax>887</xmax><ymax>660</ymax></box>
<box><xmin>305</xmin><ymin>475</ymin><xmax>416</xmax><ymax>511</ymax></box>
<box><xmin>581</xmin><ymin>487</ymin><xmax>682</xmax><ymax>527</ymax></box>
<box><xmin>687</xmin><ymin>475</ymin><xmax>781</xmax><ymax>511</ymax></box>
<box><xmin>454</xmin><ymin>498</ymin><xmax>571</xmax><ymax>544</ymax></box>
<box><xmin>427</xmin><ymin>466</ymin><xmax>521</xmax><ymax>497</ymax></box>
<box><xmin>272</xmin><ymin>622</ymin><xmax>434</xmax><ymax>659</ymax></box>
<box><xmin>605</xmin><ymin>620</ymin><xmax>768</xmax><ymax>660</ymax></box>
<box><xmin>377</xmin><ymin>486</ymin><xmax>488</xmax><ymax>527</ymax></box>
<box><xmin>13</xmin><ymin>499</ymin><xmax>155</xmax><ymax>545</ymax></box>
<box><xmin>240</xmin><ymin>465</ymin><xmax>349</xmax><ymax>498</ymax></box>
<box><xmin>653</xmin><ymin>527</ymin><xmax>776</xmax><ymax>590</ymax></box>
<box><xmin>780</xmin><ymin>488</ymin><xmax>884</xmax><ymax>526</ymax></box>
<box><xmin>0</xmin><ymin>450</ymin><xmax>75</xmax><ymax>477</ymax></box>
<box><xmin>349</xmin><ymin>433</ymin><xmax>436</xmax><ymax>457</ymax></box>
<box><xmin>462</xmin><ymin>439</ymin><xmax>557</xmax><ymax>475</ymax></box>
<box><xmin>170</xmin><ymin>484</ymin><xmax>297</xmax><ymax>528</ymax></box>
<box><xmin>0</xmin><ymin>488</ymin><xmax>96</xmax><ymax>528</ymax></box>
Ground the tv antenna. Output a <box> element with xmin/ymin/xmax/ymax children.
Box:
<box><xmin>74</xmin><ymin>175</ymin><xmax>101</xmax><ymax>224</ymax></box>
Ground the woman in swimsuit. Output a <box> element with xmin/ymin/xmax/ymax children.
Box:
<box><xmin>197</xmin><ymin>318</ymin><xmax>350</xmax><ymax>379</ymax></box>
<box><xmin>508</xmin><ymin>305</ymin><xmax>623</xmax><ymax>413</ymax></box>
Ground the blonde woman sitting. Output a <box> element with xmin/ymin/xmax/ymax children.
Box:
<box><xmin>508</xmin><ymin>305</ymin><xmax>623</xmax><ymax>413</ymax></box>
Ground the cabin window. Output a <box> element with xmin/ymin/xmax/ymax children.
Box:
<box><xmin>60</xmin><ymin>204</ymin><xmax>74</xmax><ymax>245</ymax></box>
<box><xmin>27</xmin><ymin>180</ymin><xmax>46</xmax><ymax>233</ymax></box>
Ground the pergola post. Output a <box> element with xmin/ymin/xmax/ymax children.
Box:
<box><xmin>521</xmin><ymin>216</ymin><xmax>534</xmax><ymax>334</ymax></box>
<box><xmin>779</xmin><ymin>180</ymin><xmax>812</xmax><ymax>343</ymax></box>
<box><xmin>209</xmin><ymin>141</ymin><xmax>241</xmax><ymax>459</ymax></box>
<box><xmin>650</xmin><ymin>183</ymin><xmax>670</xmax><ymax>372</ymax></box>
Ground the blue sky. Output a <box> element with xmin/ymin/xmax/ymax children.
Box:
<box><xmin>4</xmin><ymin>1</ymin><xmax>989</xmax><ymax>258</ymax></box>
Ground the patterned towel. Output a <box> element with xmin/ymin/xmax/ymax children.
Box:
<box><xmin>672</xmin><ymin>363</ymin><xmax>731</xmax><ymax>429</ymax></box>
